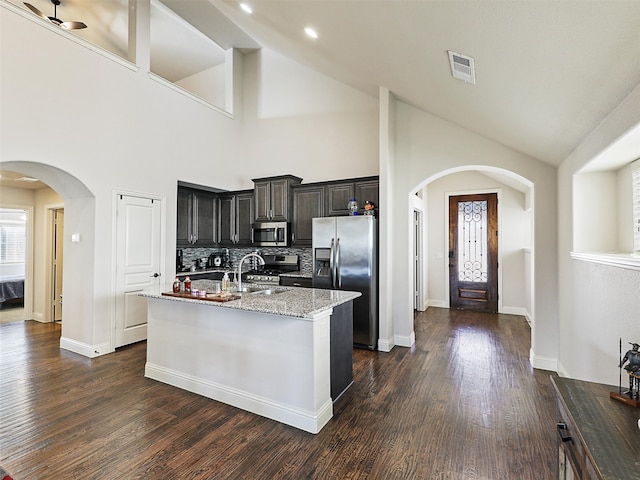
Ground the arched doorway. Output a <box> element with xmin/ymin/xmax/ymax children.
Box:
<box><xmin>411</xmin><ymin>165</ymin><xmax>535</xmax><ymax>336</ymax></box>
<box><xmin>0</xmin><ymin>161</ymin><xmax>95</xmax><ymax>351</ymax></box>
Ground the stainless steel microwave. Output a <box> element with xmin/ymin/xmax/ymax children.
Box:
<box><xmin>252</xmin><ymin>222</ymin><xmax>289</xmax><ymax>247</ymax></box>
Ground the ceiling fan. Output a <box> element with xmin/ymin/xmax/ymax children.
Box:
<box><xmin>24</xmin><ymin>0</ymin><xmax>87</xmax><ymax>30</ymax></box>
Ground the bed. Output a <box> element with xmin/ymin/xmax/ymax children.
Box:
<box><xmin>0</xmin><ymin>274</ymin><xmax>25</xmax><ymax>307</ymax></box>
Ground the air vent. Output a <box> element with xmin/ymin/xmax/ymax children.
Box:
<box><xmin>448</xmin><ymin>51</ymin><xmax>476</xmax><ymax>85</ymax></box>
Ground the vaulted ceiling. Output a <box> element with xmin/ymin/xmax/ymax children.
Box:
<box><xmin>8</xmin><ymin>0</ymin><xmax>640</xmax><ymax>170</ymax></box>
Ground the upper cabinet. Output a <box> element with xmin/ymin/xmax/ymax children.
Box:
<box><xmin>325</xmin><ymin>177</ymin><xmax>379</xmax><ymax>217</ymax></box>
<box><xmin>177</xmin><ymin>175</ymin><xmax>377</xmax><ymax>249</ymax></box>
<box><xmin>176</xmin><ymin>187</ymin><xmax>218</xmax><ymax>247</ymax></box>
<box><xmin>218</xmin><ymin>190</ymin><xmax>254</xmax><ymax>246</ymax></box>
<box><xmin>291</xmin><ymin>185</ymin><xmax>325</xmax><ymax>246</ymax></box>
<box><xmin>176</xmin><ymin>187</ymin><xmax>192</xmax><ymax>246</ymax></box>
<box><xmin>236</xmin><ymin>191</ymin><xmax>255</xmax><ymax>245</ymax></box>
<box><xmin>253</xmin><ymin>175</ymin><xmax>302</xmax><ymax>222</ymax></box>
<box><xmin>354</xmin><ymin>179</ymin><xmax>379</xmax><ymax>216</ymax></box>
<box><xmin>291</xmin><ymin>176</ymin><xmax>379</xmax><ymax>246</ymax></box>
<box><xmin>325</xmin><ymin>182</ymin><xmax>355</xmax><ymax>216</ymax></box>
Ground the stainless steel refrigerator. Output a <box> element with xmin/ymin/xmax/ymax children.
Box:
<box><xmin>312</xmin><ymin>216</ymin><xmax>378</xmax><ymax>350</ymax></box>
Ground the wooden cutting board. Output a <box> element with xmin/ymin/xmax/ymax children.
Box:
<box><xmin>162</xmin><ymin>292</ymin><xmax>241</xmax><ymax>302</ymax></box>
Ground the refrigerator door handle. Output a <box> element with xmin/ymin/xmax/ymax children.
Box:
<box><xmin>330</xmin><ymin>238</ymin><xmax>336</xmax><ymax>288</ymax></box>
<box><xmin>335</xmin><ymin>238</ymin><xmax>341</xmax><ymax>288</ymax></box>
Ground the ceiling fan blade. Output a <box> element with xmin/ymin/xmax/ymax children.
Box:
<box><xmin>23</xmin><ymin>2</ymin><xmax>50</xmax><ymax>21</ymax></box>
<box><xmin>61</xmin><ymin>21</ymin><xmax>87</xmax><ymax>30</ymax></box>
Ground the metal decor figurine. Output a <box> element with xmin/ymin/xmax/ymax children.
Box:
<box><xmin>611</xmin><ymin>339</ymin><xmax>640</xmax><ymax>407</ymax></box>
<box><xmin>620</xmin><ymin>342</ymin><xmax>640</xmax><ymax>398</ymax></box>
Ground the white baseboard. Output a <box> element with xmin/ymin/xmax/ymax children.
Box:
<box><xmin>377</xmin><ymin>337</ymin><xmax>394</xmax><ymax>352</ymax></box>
<box><xmin>501</xmin><ymin>307</ymin><xmax>533</xmax><ymax>326</ymax></box>
<box><xmin>556</xmin><ymin>360</ymin><xmax>570</xmax><ymax>378</ymax></box>
<box><xmin>32</xmin><ymin>312</ymin><xmax>44</xmax><ymax>322</ymax></box>
<box><xmin>530</xmin><ymin>348</ymin><xmax>558</xmax><ymax>372</ymax></box>
<box><xmin>427</xmin><ymin>299</ymin><xmax>448</xmax><ymax>308</ymax></box>
<box><xmin>501</xmin><ymin>306</ymin><xmax>528</xmax><ymax>317</ymax></box>
<box><xmin>145</xmin><ymin>362</ymin><xmax>333</xmax><ymax>434</ymax></box>
<box><xmin>378</xmin><ymin>332</ymin><xmax>415</xmax><ymax>351</ymax></box>
<box><xmin>394</xmin><ymin>331</ymin><xmax>415</xmax><ymax>348</ymax></box>
<box><xmin>60</xmin><ymin>337</ymin><xmax>112</xmax><ymax>358</ymax></box>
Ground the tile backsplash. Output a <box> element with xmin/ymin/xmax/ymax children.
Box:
<box><xmin>179</xmin><ymin>246</ymin><xmax>313</xmax><ymax>276</ymax></box>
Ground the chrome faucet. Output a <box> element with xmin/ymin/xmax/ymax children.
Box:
<box><xmin>237</xmin><ymin>252</ymin><xmax>265</xmax><ymax>293</ymax></box>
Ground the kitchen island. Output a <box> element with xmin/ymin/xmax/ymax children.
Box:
<box><xmin>140</xmin><ymin>286</ymin><xmax>360</xmax><ymax>434</ymax></box>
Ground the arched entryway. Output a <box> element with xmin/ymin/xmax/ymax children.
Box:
<box><xmin>0</xmin><ymin>160</ymin><xmax>96</xmax><ymax>354</ymax></box>
<box><xmin>411</xmin><ymin>165</ymin><xmax>535</xmax><ymax>340</ymax></box>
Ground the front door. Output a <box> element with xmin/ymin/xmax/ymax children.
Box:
<box><xmin>115</xmin><ymin>194</ymin><xmax>162</xmax><ymax>348</ymax></box>
<box><xmin>449</xmin><ymin>193</ymin><xmax>498</xmax><ymax>313</ymax></box>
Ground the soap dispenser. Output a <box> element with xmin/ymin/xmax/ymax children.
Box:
<box><xmin>222</xmin><ymin>272</ymin><xmax>231</xmax><ymax>293</ymax></box>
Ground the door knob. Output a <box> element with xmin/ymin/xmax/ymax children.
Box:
<box><xmin>151</xmin><ymin>273</ymin><xmax>160</xmax><ymax>278</ymax></box>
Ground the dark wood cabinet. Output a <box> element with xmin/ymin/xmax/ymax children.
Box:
<box><xmin>325</xmin><ymin>182</ymin><xmax>355</xmax><ymax>216</ymax></box>
<box><xmin>325</xmin><ymin>178</ymin><xmax>379</xmax><ymax>216</ymax></box>
<box><xmin>552</xmin><ymin>377</ymin><xmax>639</xmax><ymax>480</ymax></box>
<box><xmin>292</xmin><ymin>177</ymin><xmax>379</xmax><ymax>244</ymax></box>
<box><xmin>218</xmin><ymin>190</ymin><xmax>254</xmax><ymax>245</ymax></box>
<box><xmin>291</xmin><ymin>185</ymin><xmax>325</xmax><ymax>246</ymax></box>
<box><xmin>355</xmin><ymin>179</ymin><xmax>379</xmax><ymax>215</ymax></box>
<box><xmin>235</xmin><ymin>190</ymin><xmax>254</xmax><ymax>245</ymax></box>
<box><xmin>176</xmin><ymin>187</ymin><xmax>217</xmax><ymax>247</ymax></box>
<box><xmin>177</xmin><ymin>176</ymin><xmax>377</xmax><ymax>249</ymax></box>
<box><xmin>217</xmin><ymin>194</ymin><xmax>235</xmax><ymax>245</ymax></box>
<box><xmin>194</xmin><ymin>191</ymin><xmax>217</xmax><ymax>245</ymax></box>
<box><xmin>176</xmin><ymin>187</ymin><xmax>192</xmax><ymax>247</ymax></box>
<box><xmin>253</xmin><ymin>175</ymin><xmax>301</xmax><ymax>222</ymax></box>
<box><xmin>279</xmin><ymin>275</ymin><xmax>313</xmax><ymax>288</ymax></box>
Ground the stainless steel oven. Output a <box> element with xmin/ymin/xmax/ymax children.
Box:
<box><xmin>251</xmin><ymin>222</ymin><xmax>289</xmax><ymax>247</ymax></box>
<box><xmin>242</xmin><ymin>254</ymin><xmax>299</xmax><ymax>285</ymax></box>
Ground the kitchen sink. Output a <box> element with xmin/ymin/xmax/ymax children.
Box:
<box><xmin>252</xmin><ymin>288</ymin><xmax>288</xmax><ymax>295</ymax></box>
<box><xmin>239</xmin><ymin>286</ymin><xmax>265</xmax><ymax>293</ymax></box>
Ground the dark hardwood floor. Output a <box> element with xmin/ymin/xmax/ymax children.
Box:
<box><xmin>0</xmin><ymin>308</ymin><xmax>558</xmax><ymax>479</ymax></box>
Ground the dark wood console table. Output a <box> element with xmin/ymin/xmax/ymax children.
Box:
<box><xmin>552</xmin><ymin>376</ymin><xmax>640</xmax><ymax>479</ymax></box>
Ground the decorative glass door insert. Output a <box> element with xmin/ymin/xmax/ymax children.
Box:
<box><xmin>457</xmin><ymin>200</ymin><xmax>488</xmax><ymax>283</ymax></box>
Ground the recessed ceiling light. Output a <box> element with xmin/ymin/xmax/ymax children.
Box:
<box><xmin>16</xmin><ymin>176</ymin><xmax>39</xmax><ymax>183</ymax></box>
<box><xmin>304</xmin><ymin>27</ymin><xmax>318</xmax><ymax>39</ymax></box>
<box><xmin>240</xmin><ymin>3</ymin><xmax>252</xmax><ymax>14</ymax></box>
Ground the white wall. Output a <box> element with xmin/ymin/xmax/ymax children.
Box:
<box><xmin>617</xmin><ymin>162</ymin><xmax>635</xmax><ymax>253</ymax></box>
<box><xmin>1</xmin><ymin>3</ymin><xmax>379</xmax><ymax>356</ymax></box>
<box><xmin>242</xmin><ymin>49</ymin><xmax>379</xmax><ymax>183</ymax></box>
<box><xmin>558</xmin><ymin>82</ymin><xmax>640</xmax><ymax>385</ymax></box>
<box><xmin>175</xmin><ymin>63</ymin><xmax>226</xmax><ymax>108</ymax></box>
<box><xmin>391</xmin><ymin>100</ymin><xmax>558</xmax><ymax>369</ymax></box>
<box><xmin>425</xmin><ymin>171</ymin><xmax>531</xmax><ymax>317</ymax></box>
<box><xmin>573</xmin><ymin>172</ymin><xmax>618</xmax><ymax>252</ymax></box>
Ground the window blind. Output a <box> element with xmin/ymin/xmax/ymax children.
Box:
<box><xmin>0</xmin><ymin>212</ymin><xmax>26</xmax><ymax>264</ymax></box>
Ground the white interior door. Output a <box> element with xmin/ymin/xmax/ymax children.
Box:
<box><xmin>53</xmin><ymin>209</ymin><xmax>64</xmax><ymax>322</ymax></box>
<box><xmin>115</xmin><ymin>194</ymin><xmax>162</xmax><ymax>348</ymax></box>
<box><xmin>413</xmin><ymin>209</ymin><xmax>422</xmax><ymax>310</ymax></box>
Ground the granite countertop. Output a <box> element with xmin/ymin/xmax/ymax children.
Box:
<box><xmin>140</xmin><ymin>284</ymin><xmax>360</xmax><ymax>319</ymax></box>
